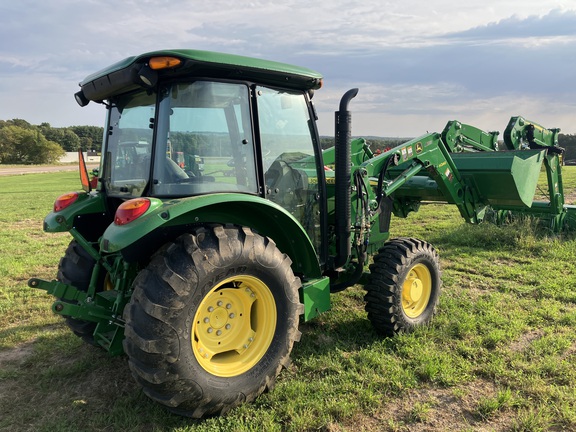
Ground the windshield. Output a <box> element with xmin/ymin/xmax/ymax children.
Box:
<box><xmin>104</xmin><ymin>91</ymin><xmax>155</xmax><ymax>198</ymax></box>
<box><xmin>152</xmin><ymin>81</ymin><xmax>257</xmax><ymax>196</ymax></box>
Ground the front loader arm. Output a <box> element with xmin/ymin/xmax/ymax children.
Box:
<box><xmin>503</xmin><ymin>116</ymin><xmax>562</xmax><ymax>152</ymax></box>
<box><xmin>442</xmin><ymin>121</ymin><xmax>499</xmax><ymax>152</ymax></box>
<box><xmin>360</xmin><ymin>132</ymin><xmax>486</xmax><ymax>224</ymax></box>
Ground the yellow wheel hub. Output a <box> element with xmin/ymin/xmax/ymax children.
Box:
<box><xmin>192</xmin><ymin>275</ymin><xmax>276</xmax><ymax>377</ymax></box>
<box><xmin>401</xmin><ymin>263</ymin><xmax>432</xmax><ymax>318</ymax></box>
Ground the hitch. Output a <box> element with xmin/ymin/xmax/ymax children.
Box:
<box><xmin>28</xmin><ymin>277</ymin><xmax>124</xmax><ymax>323</ymax></box>
<box><xmin>30</xmin><ymin>277</ymin><xmax>103</xmax><ymax>321</ymax></box>
<box><xmin>28</xmin><ymin>277</ymin><xmax>126</xmax><ymax>355</ymax></box>
<box><xmin>29</xmin><ymin>277</ymin><xmax>88</xmax><ymax>303</ymax></box>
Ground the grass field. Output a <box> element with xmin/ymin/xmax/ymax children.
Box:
<box><xmin>1</xmin><ymin>167</ymin><xmax>576</xmax><ymax>432</ymax></box>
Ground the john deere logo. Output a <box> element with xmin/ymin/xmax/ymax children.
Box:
<box><xmin>416</xmin><ymin>142</ymin><xmax>423</xmax><ymax>154</ymax></box>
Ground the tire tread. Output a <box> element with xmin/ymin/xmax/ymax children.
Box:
<box><xmin>123</xmin><ymin>224</ymin><xmax>302</xmax><ymax>418</ymax></box>
<box><xmin>364</xmin><ymin>237</ymin><xmax>441</xmax><ymax>336</ymax></box>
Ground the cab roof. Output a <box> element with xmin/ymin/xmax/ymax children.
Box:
<box><xmin>78</xmin><ymin>49</ymin><xmax>323</xmax><ymax>103</ymax></box>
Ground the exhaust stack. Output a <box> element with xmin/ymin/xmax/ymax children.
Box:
<box><xmin>334</xmin><ymin>88</ymin><xmax>358</xmax><ymax>268</ymax></box>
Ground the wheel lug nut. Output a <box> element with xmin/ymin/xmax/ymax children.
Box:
<box><xmin>203</xmin><ymin>317</ymin><xmax>209</xmax><ymax>323</ymax></box>
<box><xmin>208</xmin><ymin>306</ymin><xmax>214</xmax><ymax>312</ymax></box>
<box><xmin>217</xmin><ymin>300</ymin><xmax>223</xmax><ymax>307</ymax></box>
<box><xmin>225</xmin><ymin>324</ymin><xmax>231</xmax><ymax>330</ymax></box>
<box><xmin>226</xmin><ymin>303</ymin><xmax>232</xmax><ymax>309</ymax></box>
<box><xmin>216</xmin><ymin>330</ymin><xmax>222</xmax><ymax>336</ymax></box>
<box><xmin>229</xmin><ymin>313</ymin><xmax>235</xmax><ymax>319</ymax></box>
<box><xmin>207</xmin><ymin>328</ymin><xmax>213</xmax><ymax>333</ymax></box>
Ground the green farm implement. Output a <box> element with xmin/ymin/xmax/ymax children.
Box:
<box><xmin>28</xmin><ymin>49</ymin><xmax>575</xmax><ymax>418</ymax></box>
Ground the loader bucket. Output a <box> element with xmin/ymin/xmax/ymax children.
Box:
<box><xmin>392</xmin><ymin>149</ymin><xmax>546</xmax><ymax>208</ymax></box>
<box><xmin>451</xmin><ymin>149</ymin><xmax>546</xmax><ymax>207</ymax></box>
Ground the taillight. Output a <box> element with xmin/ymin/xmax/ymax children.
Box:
<box><xmin>114</xmin><ymin>198</ymin><xmax>151</xmax><ymax>226</ymax></box>
<box><xmin>54</xmin><ymin>192</ymin><xmax>79</xmax><ymax>212</ymax></box>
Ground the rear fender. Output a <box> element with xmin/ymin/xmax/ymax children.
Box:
<box><xmin>44</xmin><ymin>192</ymin><xmax>108</xmax><ymax>233</ymax></box>
<box><xmin>100</xmin><ymin>193</ymin><xmax>321</xmax><ymax>277</ymax></box>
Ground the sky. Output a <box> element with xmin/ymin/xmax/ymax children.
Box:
<box><xmin>1</xmin><ymin>0</ymin><xmax>576</xmax><ymax>138</ymax></box>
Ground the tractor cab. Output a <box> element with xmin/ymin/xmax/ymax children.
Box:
<box><xmin>89</xmin><ymin>53</ymin><xmax>326</xmax><ymax>256</ymax></box>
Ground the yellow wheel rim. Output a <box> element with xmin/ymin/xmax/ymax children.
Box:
<box><xmin>401</xmin><ymin>263</ymin><xmax>432</xmax><ymax>318</ymax></box>
<box><xmin>103</xmin><ymin>273</ymin><xmax>114</xmax><ymax>291</ymax></box>
<box><xmin>192</xmin><ymin>275</ymin><xmax>277</xmax><ymax>377</ymax></box>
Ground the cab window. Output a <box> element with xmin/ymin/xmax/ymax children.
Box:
<box><xmin>152</xmin><ymin>81</ymin><xmax>257</xmax><ymax>196</ymax></box>
<box><xmin>257</xmin><ymin>87</ymin><xmax>321</xmax><ymax>250</ymax></box>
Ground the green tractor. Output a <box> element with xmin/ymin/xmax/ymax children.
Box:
<box><xmin>29</xmin><ymin>49</ymin><xmax>575</xmax><ymax>418</ymax></box>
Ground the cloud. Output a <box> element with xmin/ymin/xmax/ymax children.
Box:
<box><xmin>443</xmin><ymin>9</ymin><xmax>576</xmax><ymax>42</ymax></box>
<box><xmin>301</xmin><ymin>9</ymin><xmax>576</xmax><ymax>121</ymax></box>
<box><xmin>1</xmin><ymin>1</ymin><xmax>576</xmax><ymax>136</ymax></box>
<box><xmin>304</xmin><ymin>8</ymin><xmax>576</xmax><ymax>136</ymax></box>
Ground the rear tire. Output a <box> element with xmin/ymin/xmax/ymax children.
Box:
<box><xmin>57</xmin><ymin>240</ymin><xmax>101</xmax><ymax>345</ymax></box>
<box><xmin>123</xmin><ymin>224</ymin><xmax>303</xmax><ymax>418</ymax></box>
<box><xmin>364</xmin><ymin>238</ymin><xmax>441</xmax><ymax>335</ymax></box>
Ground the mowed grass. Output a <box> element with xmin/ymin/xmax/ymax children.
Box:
<box><xmin>1</xmin><ymin>167</ymin><xmax>576</xmax><ymax>432</ymax></box>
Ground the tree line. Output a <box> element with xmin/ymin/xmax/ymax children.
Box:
<box><xmin>321</xmin><ymin>134</ymin><xmax>576</xmax><ymax>162</ymax></box>
<box><xmin>0</xmin><ymin>119</ymin><xmax>103</xmax><ymax>164</ymax></box>
<box><xmin>559</xmin><ymin>134</ymin><xmax>576</xmax><ymax>162</ymax></box>
<box><xmin>1</xmin><ymin>117</ymin><xmax>575</xmax><ymax>165</ymax></box>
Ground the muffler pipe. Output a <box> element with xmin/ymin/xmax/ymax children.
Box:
<box><xmin>334</xmin><ymin>88</ymin><xmax>358</xmax><ymax>268</ymax></box>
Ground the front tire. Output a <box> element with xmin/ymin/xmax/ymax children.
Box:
<box><xmin>123</xmin><ymin>224</ymin><xmax>303</xmax><ymax>418</ymax></box>
<box><xmin>364</xmin><ymin>238</ymin><xmax>441</xmax><ymax>336</ymax></box>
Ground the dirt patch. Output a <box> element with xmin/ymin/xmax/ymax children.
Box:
<box><xmin>559</xmin><ymin>340</ymin><xmax>576</xmax><ymax>361</ymax></box>
<box><xmin>0</xmin><ymin>340</ymin><xmax>142</xmax><ymax>432</ymax></box>
<box><xmin>508</xmin><ymin>329</ymin><xmax>544</xmax><ymax>353</ymax></box>
<box><xmin>0</xmin><ymin>342</ymin><xmax>35</xmax><ymax>366</ymax></box>
<box><xmin>563</xmin><ymin>189</ymin><xmax>576</xmax><ymax>205</ymax></box>
<box><xmin>0</xmin><ymin>165</ymin><xmax>98</xmax><ymax>176</ymax></box>
<box><xmin>339</xmin><ymin>380</ymin><xmax>514</xmax><ymax>431</ymax></box>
